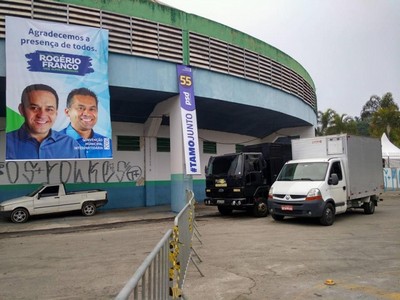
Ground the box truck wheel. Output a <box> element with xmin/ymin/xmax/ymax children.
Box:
<box><xmin>363</xmin><ymin>200</ymin><xmax>375</xmax><ymax>214</ymax></box>
<box><xmin>218</xmin><ymin>205</ymin><xmax>232</xmax><ymax>216</ymax></box>
<box><xmin>320</xmin><ymin>203</ymin><xmax>335</xmax><ymax>226</ymax></box>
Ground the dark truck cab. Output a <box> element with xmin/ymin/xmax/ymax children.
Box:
<box><xmin>204</xmin><ymin>143</ymin><xmax>292</xmax><ymax>217</ymax></box>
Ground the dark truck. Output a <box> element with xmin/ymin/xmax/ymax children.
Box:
<box><xmin>204</xmin><ymin>143</ymin><xmax>292</xmax><ymax>217</ymax></box>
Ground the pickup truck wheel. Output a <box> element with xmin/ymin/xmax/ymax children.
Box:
<box><xmin>82</xmin><ymin>202</ymin><xmax>96</xmax><ymax>216</ymax></box>
<box><xmin>11</xmin><ymin>208</ymin><xmax>29</xmax><ymax>223</ymax></box>
<box><xmin>253</xmin><ymin>202</ymin><xmax>268</xmax><ymax>217</ymax></box>
<box><xmin>363</xmin><ymin>201</ymin><xmax>375</xmax><ymax>214</ymax></box>
<box><xmin>320</xmin><ymin>203</ymin><xmax>335</xmax><ymax>226</ymax></box>
<box><xmin>218</xmin><ymin>206</ymin><xmax>232</xmax><ymax>216</ymax></box>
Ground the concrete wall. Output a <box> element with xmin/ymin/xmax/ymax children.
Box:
<box><xmin>0</xmin><ymin>116</ymin><xmax>314</xmax><ymax>208</ymax></box>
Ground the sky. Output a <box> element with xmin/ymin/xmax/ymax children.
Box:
<box><xmin>160</xmin><ymin>0</ymin><xmax>400</xmax><ymax>118</ymax></box>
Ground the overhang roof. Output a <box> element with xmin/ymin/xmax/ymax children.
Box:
<box><xmin>0</xmin><ymin>78</ymin><xmax>311</xmax><ymax>139</ymax></box>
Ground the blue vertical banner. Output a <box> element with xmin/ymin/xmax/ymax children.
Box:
<box><xmin>177</xmin><ymin>65</ymin><xmax>201</xmax><ymax>175</ymax></box>
<box><xmin>5</xmin><ymin>16</ymin><xmax>112</xmax><ymax>161</ymax></box>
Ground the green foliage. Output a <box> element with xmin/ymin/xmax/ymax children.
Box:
<box><xmin>318</xmin><ymin>92</ymin><xmax>400</xmax><ymax>147</ymax></box>
<box><xmin>316</xmin><ymin>109</ymin><xmax>357</xmax><ymax>136</ymax></box>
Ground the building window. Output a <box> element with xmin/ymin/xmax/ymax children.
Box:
<box><xmin>203</xmin><ymin>141</ymin><xmax>217</xmax><ymax>154</ymax></box>
<box><xmin>157</xmin><ymin>138</ymin><xmax>170</xmax><ymax>152</ymax></box>
<box><xmin>117</xmin><ymin>136</ymin><xmax>140</xmax><ymax>151</ymax></box>
<box><xmin>235</xmin><ymin>144</ymin><xmax>244</xmax><ymax>153</ymax></box>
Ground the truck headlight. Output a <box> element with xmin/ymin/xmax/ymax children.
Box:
<box><xmin>305</xmin><ymin>188</ymin><xmax>323</xmax><ymax>201</ymax></box>
<box><xmin>268</xmin><ymin>187</ymin><xmax>274</xmax><ymax>199</ymax></box>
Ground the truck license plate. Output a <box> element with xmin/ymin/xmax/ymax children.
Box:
<box><xmin>217</xmin><ymin>200</ymin><xmax>225</xmax><ymax>204</ymax></box>
<box><xmin>281</xmin><ymin>205</ymin><xmax>293</xmax><ymax>211</ymax></box>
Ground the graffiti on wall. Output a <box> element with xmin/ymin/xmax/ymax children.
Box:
<box><xmin>0</xmin><ymin>160</ymin><xmax>142</xmax><ymax>184</ymax></box>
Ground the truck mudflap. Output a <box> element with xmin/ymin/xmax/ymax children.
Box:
<box><xmin>267</xmin><ymin>199</ymin><xmax>326</xmax><ymax>218</ymax></box>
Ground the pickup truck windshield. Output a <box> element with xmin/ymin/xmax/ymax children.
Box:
<box><xmin>277</xmin><ymin>162</ymin><xmax>328</xmax><ymax>181</ymax></box>
<box><xmin>207</xmin><ymin>154</ymin><xmax>243</xmax><ymax>176</ymax></box>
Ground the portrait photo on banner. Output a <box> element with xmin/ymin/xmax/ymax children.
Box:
<box><xmin>5</xmin><ymin>16</ymin><xmax>112</xmax><ymax>161</ymax></box>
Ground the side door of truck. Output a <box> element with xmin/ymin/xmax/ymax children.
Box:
<box><xmin>327</xmin><ymin>160</ymin><xmax>347</xmax><ymax>214</ymax></box>
<box><xmin>244</xmin><ymin>154</ymin><xmax>264</xmax><ymax>196</ymax></box>
<box><xmin>33</xmin><ymin>185</ymin><xmax>61</xmax><ymax>214</ymax></box>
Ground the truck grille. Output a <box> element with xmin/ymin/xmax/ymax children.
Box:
<box><xmin>209</xmin><ymin>190</ymin><xmax>241</xmax><ymax>198</ymax></box>
<box><xmin>274</xmin><ymin>194</ymin><xmax>306</xmax><ymax>200</ymax></box>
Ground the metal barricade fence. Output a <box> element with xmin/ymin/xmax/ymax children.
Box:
<box><xmin>116</xmin><ymin>190</ymin><xmax>197</xmax><ymax>300</ymax></box>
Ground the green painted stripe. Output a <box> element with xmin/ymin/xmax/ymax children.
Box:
<box><xmin>0</xmin><ymin>180</ymin><xmax>202</xmax><ymax>190</ymax></box>
<box><xmin>145</xmin><ymin>180</ymin><xmax>171</xmax><ymax>186</ymax></box>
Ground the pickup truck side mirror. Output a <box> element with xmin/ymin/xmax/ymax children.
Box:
<box><xmin>328</xmin><ymin>173</ymin><xmax>339</xmax><ymax>185</ymax></box>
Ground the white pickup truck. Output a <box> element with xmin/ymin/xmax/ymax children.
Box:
<box><xmin>0</xmin><ymin>183</ymin><xmax>108</xmax><ymax>223</ymax></box>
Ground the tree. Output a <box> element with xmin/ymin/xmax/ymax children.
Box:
<box><xmin>361</xmin><ymin>95</ymin><xmax>382</xmax><ymax>120</ymax></box>
<box><xmin>316</xmin><ymin>109</ymin><xmax>336</xmax><ymax>136</ymax></box>
<box><xmin>317</xmin><ymin>92</ymin><xmax>399</xmax><ymax>146</ymax></box>
<box><xmin>362</xmin><ymin>93</ymin><xmax>400</xmax><ymax>145</ymax></box>
<box><xmin>353</xmin><ymin>117</ymin><xmax>369</xmax><ymax>136</ymax></box>
<box><xmin>326</xmin><ymin>113</ymin><xmax>357</xmax><ymax>135</ymax></box>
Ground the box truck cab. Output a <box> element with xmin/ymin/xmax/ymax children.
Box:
<box><xmin>268</xmin><ymin>135</ymin><xmax>383</xmax><ymax>226</ymax></box>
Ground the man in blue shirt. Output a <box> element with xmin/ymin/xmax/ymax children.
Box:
<box><xmin>61</xmin><ymin>88</ymin><xmax>112</xmax><ymax>159</ymax></box>
<box><xmin>6</xmin><ymin>84</ymin><xmax>85</xmax><ymax>160</ymax></box>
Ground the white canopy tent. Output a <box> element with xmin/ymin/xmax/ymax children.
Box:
<box><xmin>381</xmin><ymin>133</ymin><xmax>400</xmax><ymax>168</ymax></box>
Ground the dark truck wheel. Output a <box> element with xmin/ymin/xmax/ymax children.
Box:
<box><xmin>253</xmin><ymin>201</ymin><xmax>268</xmax><ymax>217</ymax></box>
<box><xmin>82</xmin><ymin>202</ymin><xmax>97</xmax><ymax>216</ymax></box>
<box><xmin>11</xmin><ymin>208</ymin><xmax>30</xmax><ymax>223</ymax></box>
<box><xmin>319</xmin><ymin>203</ymin><xmax>335</xmax><ymax>226</ymax></box>
<box><xmin>218</xmin><ymin>205</ymin><xmax>232</xmax><ymax>216</ymax></box>
<box><xmin>363</xmin><ymin>200</ymin><xmax>375</xmax><ymax>214</ymax></box>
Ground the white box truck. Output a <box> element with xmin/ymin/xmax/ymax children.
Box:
<box><xmin>268</xmin><ymin>134</ymin><xmax>384</xmax><ymax>225</ymax></box>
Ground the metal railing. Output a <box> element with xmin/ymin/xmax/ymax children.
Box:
<box><xmin>116</xmin><ymin>190</ymin><xmax>197</xmax><ymax>300</ymax></box>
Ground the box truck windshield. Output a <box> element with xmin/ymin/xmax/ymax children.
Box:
<box><xmin>278</xmin><ymin>162</ymin><xmax>328</xmax><ymax>181</ymax></box>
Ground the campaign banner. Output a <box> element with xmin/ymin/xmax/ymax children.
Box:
<box><xmin>5</xmin><ymin>16</ymin><xmax>112</xmax><ymax>161</ymax></box>
<box><xmin>177</xmin><ymin>65</ymin><xmax>201</xmax><ymax>175</ymax></box>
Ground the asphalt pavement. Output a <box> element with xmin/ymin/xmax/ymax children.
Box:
<box><xmin>1</xmin><ymin>191</ymin><xmax>399</xmax><ymax>300</ymax></box>
<box><xmin>1</xmin><ymin>191</ymin><xmax>399</xmax><ymax>235</ymax></box>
